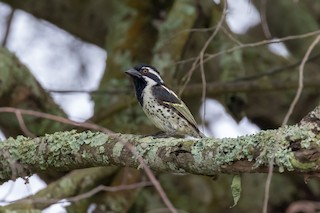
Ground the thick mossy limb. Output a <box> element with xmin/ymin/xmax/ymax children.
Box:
<box><xmin>3</xmin><ymin>167</ymin><xmax>118</xmax><ymax>211</ymax></box>
<box><xmin>0</xmin><ymin>120</ymin><xmax>319</xmax><ymax>184</ymax></box>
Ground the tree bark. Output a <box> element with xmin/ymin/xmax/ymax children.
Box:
<box><xmin>1</xmin><ymin>167</ymin><xmax>118</xmax><ymax>211</ymax></box>
<box><xmin>0</xmin><ymin>106</ymin><xmax>319</xmax><ymax>185</ymax></box>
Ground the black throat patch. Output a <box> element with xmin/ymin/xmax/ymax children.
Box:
<box><xmin>132</xmin><ymin>77</ymin><xmax>147</xmax><ymax>106</ymax></box>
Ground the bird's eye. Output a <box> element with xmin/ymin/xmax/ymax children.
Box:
<box><xmin>142</xmin><ymin>68</ymin><xmax>148</xmax><ymax>74</ymax></box>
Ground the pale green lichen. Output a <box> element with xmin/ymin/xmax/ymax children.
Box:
<box><xmin>98</xmin><ymin>146</ymin><xmax>105</xmax><ymax>154</ymax></box>
<box><xmin>1</xmin><ymin>122</ymin><xmax>319</xmax><ymax>184</ymax></box>
<box><xmin>137</xmin><ymin>136</ymin><xmax>158</xmax><ymax>157</ymax></box>
<box><xmin>258</xmin><ymin>125</ymin><xmax>319</xmax><ymax>171</ymax></box>
<box><xmin>258</xmin><ymin>129</ymin><xmax>293</xmax><ymax>171</ymax></box>
<box><xmin>59</xmin><ymin>177</ymin><xmax>73</xmax><ymax>189</ymax></box>
<box><xmin>208</xmin><ymin>126</ymin><xmax>300</xmax><ymax>173</ymax></box>
<box><xmin>290</xmin><ymin>154</ymin><xmax>316</xmax><ymax>170</ymax></box>
<box><xmin>274</xmin><ymin>148</ymin><xmax>294</xmax><ymax>171</ymax></box>
<box><xmin>88</xmin><ymin>132</ymin><xmax>108</xmax><ymax>147</ymax></box>
<box><xmin>300</xmin><ymin>132</ymin><xmax>316</xmax><ymax>149</ymax></box>
<box><xmin>141</xmin><ymin>144</ymin><xmax>156</xmax><ymax>165</ymax></box>
<box><xmin>136</xmin><ymin>137</ymin><xmax>163</xmax><ymax>166</ymax></box>
<box><xmin>285</xmin><ymin>125</ymin><xmax>316</xmax><ymax>149</ymax></box>
<box><xmin>112</xmin><ymin>141</ymin><xmax>124</xmax><ymax>158</ymax></box>
<box><xmin>136</xmin><ymin>137</ymin><xmax>185</xmax><ymax>172</ymax></box>
<box><xmin>82</xmin><ymin>150</ymin><xmax>89</xmax><ymax>158</ymax></box>
<box><xmin>167</xmin><ymin>162</ymin><xmax>177</xmax><ymax>171</ymax></box>
<box><xmin>102</xmin><ymin>155</ymin><xmax>109</xmax><ymax>162</ymax></box>
<box><xmin>213</xmin><ymin>137</ymin><xmax>244</xmax><ymax>167</ymax></box>
<box><xmin>14</xmin><ymin>130</ymin><xmax>110</xmax><ymax>171</ymax></box>
<box><xmin>191</xmin><ymin>140</ymin><xmax>205</xmax><ymax>164</ymax></box>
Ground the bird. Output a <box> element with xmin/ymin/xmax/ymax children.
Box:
<box><xmin>125</xmin><ymin>64</ymin><xmax>205</xmax><ymax>138</ymax></box>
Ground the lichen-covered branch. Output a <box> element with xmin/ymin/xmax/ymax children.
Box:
<box><xmin>0</xmin><ymin>106</ymin><xmax>319</xmax><ymax>184</ymax></box>
<box><xmin>1</xmin><ymin>167</ymin><xmax>118</xmax><ymax>211</ymax></box>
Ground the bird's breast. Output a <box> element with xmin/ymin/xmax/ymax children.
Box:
<box><xmin>142</xmin><ymin>96</ymin><xmax>173</xmax><ymax>131</ymax></box>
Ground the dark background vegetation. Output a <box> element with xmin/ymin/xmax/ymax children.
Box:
<box><xmin>0</xmin><ymin>0</ymin><xmax>320</xmax><ymax>212</ymax></box>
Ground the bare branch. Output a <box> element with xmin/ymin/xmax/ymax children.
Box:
<box><xmin>177</xmin><ymin>30</ymin><xmax>320</xmax><ymax>67</ymax></box>
<box><xmin>179</xmin><ymin>0</ymin><xmax>227</xmax><ymax>96</ymax></box>
<box><xmin>2</xmin><ymin>167</ymin><xmax>118</xmax><ymax>210</ymax></box>
<box><xmin>0</xmin><ymin>107</ymin><xmax>113</xmax><ymax>135</ymax></box>
<box><xmin>0</xmin><ymin>107</ymin><xmax>177</xmax><ymax>213</ymax></box>
<box><xmin>198</xmin><ymin>0</ymin><xmax>227</xmax><ymax>127</ymax></box>
<box><xmin>260</xmin><ymin>0</ymin><xmax>272</xmax><ymax>39</ymax></box>
<box><xmin>263</xmin><ymin>34</ymin><xmax>320</xmax><ymax>213</ymax></box>
<box><xmin>66</xmin><ymin>182</ymin><xmax>152</xmax><ymax>203</ymax></box>
<box><xmin>286</xmin><ymin>200</ymin><xmax>320</xmax><ymax>213</ymax></box>
<box><xmin>1</xmin><ymin>8</ymin><xmax>15</xmax><ymax>47</ymax></box>
<box><xmin>185</xmin><ymin>78</ymin><xmax>320</xmax><ymax>97</ymax></box>
<box><xmin>282</xmin><ymin>35</ymin><xmax>320</xmax><ymax>125</ymax></box>
<box><xmin>15</xmin><ymin>111</ymin><xmax>35</xmax><ymax>138</ymax></box>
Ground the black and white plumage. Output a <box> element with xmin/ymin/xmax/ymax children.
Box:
<box><xmin>125</xmin><ymin>64</ymin><xmax>205</xmax><ymax>138</ymax></box>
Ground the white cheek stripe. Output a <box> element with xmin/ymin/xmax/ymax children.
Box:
<box><xmin>143</xmin><ymin>76</ymin><xmax>158</xmax><ymax>86</ymax></box>
<box><xmin>146</xmin><ymin>67</ymin><xmax>164</xmax><ymax>83</ymax></box>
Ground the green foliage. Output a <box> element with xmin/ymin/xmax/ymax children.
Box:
<box><xmin>231</xmin><ymin>174</ymin><xmax>242</xmax><ymax>207</ymax></box>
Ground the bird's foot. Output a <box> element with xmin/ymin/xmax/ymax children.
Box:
<box><xmin>151</xmin><ymin>131</ymin><xmax>183</xmax><ymax>138</ymax></box>
<box><xmin>139</xmin><ymin>131</ymin><xmax>165</xmax><ymax>138</ymax></box>
<box><xmin>140</xmin><ymin>131</ymin><xmax>184</xmax><ymax>138</ymax></box>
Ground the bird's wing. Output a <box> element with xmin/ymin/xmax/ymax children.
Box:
<box><xmin>152</xmin><ymin>85</ymin><xmax>199</xmax><ymax>128</ymax></box>
<box><xmin>168</xmin><ymin>101</ymin><xmax>199</xmax><ymax>128</ymax></box>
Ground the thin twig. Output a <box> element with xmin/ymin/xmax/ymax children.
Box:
<box><xmin>282</xmin><ymin>35</ymin><xmax>320</xmax><ymax>125</ymax></box>
<box><xmin>231</xmin><ymin>52</ymin><xmax>320</xmax><ymax>82</ymax></box>
<box><xmin>221</xmin><ymin>27</ymin><xmax>243</xmax><ymax>46</ymax></box>
<box><xmin>286</xmin><ymin>200</ymin><xmax>320</xmax><ymax>213</ymax></box>
<box><xmin>1</xmin><ymin>8</ymin><xmax>15</xmax><ymax>47</ymax></box>
<box><xmin>179</xmin><ymin>0</ymin><xmax>227</xmax><ymax>96</ymax></box>
<box><xmin>203</xmin><ymin>30</ymin><xmax>320</xmax><ymax>64</ymax></box>
<box><xmin>0</xmin><ymin>107</ymin><xmax>114</xmax><ymax>135</ymax></box>
<box><xmin>4</xmin><ymin>182</ymin><xmax>152</xmax><ymax>204</ymax></box>
<box><xmin>0</xmin><ymin>107</ymin><xmax>177</xmax><ymax>213</ymax></box>
<box><xmin>47</xmin><ymin>88</ymin><xmax>129</xmax><ymax>95</ymax></box>
<box><xmin>121</xmin><ymin>142</ymin><xmax>178</xmax><ymax>213</ymax></box>
<box><xmin>66</xmin><ymin>181</ymin><xmax>152</xmax><ymax>202</ymax></box>
<box><xmin>262</xmin><ymin>34</ymin><xmax>320</xmax><ymax>213</ymax></box>
<box><xmin>15</xmin><ymin>111</ymin><xmax>35</xmax><ymax>138</ymax></box>
<box><xmin>262</xmin><ymin>131</ymin><xmax>281</xmax><ymax>213</ymax></box>
<box><xmin>176</xmin><ymin>30</ymin><xmax>320</xmax><ymax>67</ymax></box>
<box><xmin>262</xmin><ymin>158</ymin><xmax>274</xmax><ymax>213</ymax></box>
<box><xmin>199</xmin><ymin>0</ymin><xmax>227</xmax><ymax>128</ymax></box>
<box><xmin>260</xmin><ymin>0</ymin><xmax>272</xmax><ymax>39</ymax></box>
<box><xmin>185</xmin><ymin>79</ymin><xmax>320</xmax><ymax>97</ymax></box>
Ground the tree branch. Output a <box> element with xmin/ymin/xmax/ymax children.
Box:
<box><xmin>0</xmin><ymin>47</ymin><xmax>66</xmax><ymax>137</ymax></box>
<box><xmin>2</xmin><ymin>167</ymin><xmax>118</xmax><ymax>210</ymax></box>
<box><xmin>1</xmin><ymin>106</ymin><xmax>319</xmax><ymax>184</ymax></box>
<box><xmin>1</xmin><ymin>0</ymin><xmax>110</xmax><ymax>47</ymax></box>
<box><xmin>185</xmin><ymin>78</ymin><xmax>320</xmax><ymax>97</ymax></box>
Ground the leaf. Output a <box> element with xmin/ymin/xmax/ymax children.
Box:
<box><xmin>230</xmin><ymin>174</ymin><xmax>242</xmax><ymax>208</ymax></box>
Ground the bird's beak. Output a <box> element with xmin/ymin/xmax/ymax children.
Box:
<box><xmin>125</xmin><ymin>69</ymin><xmax>142</xmax><ymax>78</ymax></box>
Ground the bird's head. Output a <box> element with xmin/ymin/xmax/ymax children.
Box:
<box><xmin>125</xmin><ymin>64</ymin><xmax>164</xmax><ymax>86</ymax></box>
